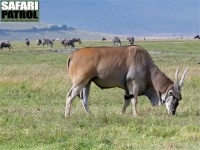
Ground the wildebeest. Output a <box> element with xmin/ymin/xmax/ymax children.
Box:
<box><xmin>61</xmin><ymin>38</ymin><xmax>82</xmax><ymax>48</ymax></box>
<box><xmin>26</xmin><ymin>39</ymin><xmax>30</xmax><ymax>47</ymax></box>
<box><xmin>113</xmin><ymin>36</ymin><xmax>121</xmax><ymax>46</ymax></box>
<box><xmin>42</xmin><ymin>38</ymin><xmax>53</xmax><ymax>47</ymax></box>
<box><xmin>0</xmin><ymin>40</ymin><xmax>13</xmax><ymax>50</ymax></box>
<box><xmin>194</xmin><ymin>35</ymin><xmax>200</xmax><ymax>39</ymax></box>
<box><xmin>36</xmin><ymin>39</ymin><xmax>42</xmax><ymax>45</ymax></box>
<box><xmin>73</xmin><ymin>38</ymin><xmax>82</xmax><ymax>44</ymax></box>
<box><xmin>127</xmin><ymin>36</ymin><xmax>134</xmax><ymax>45</ymax></box>
<box><xmin>65</xmin><ymin>46</ymin><xmax>187</xmax><ymax>117</ymax></box>
<box><xmin>61</xmin><ymin>39</ymin><xmax>75</xmax><ymax>48</ymax></box>
<box><xmin>102</xmin><ymin>37</ymin><xmax>106</xmax><ymax>41</ymax></box>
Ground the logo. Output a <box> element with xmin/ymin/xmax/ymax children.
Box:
<box><xmin>1</xmin><ymin>0</ymin><xmax>39</xmax><ymax>22</ymax></box>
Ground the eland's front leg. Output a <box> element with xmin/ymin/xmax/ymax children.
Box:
<box><xmin>122</xmin><ymin>92</ymin><xmax>131</xmax><ymax>114</ymax></box>
<box><xmin>126</xmin><ymin>80</ymin><xmax>139</xmax><ymax>117</ymax></box>
<box><xmin>131</xmin><ymin>94</ymin><xmax>138</xmax><ymax>117</ymax></box>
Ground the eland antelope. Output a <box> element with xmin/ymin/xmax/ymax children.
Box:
<box><xmin>65</xmin><ymin>46</ymin><xmax>187</xmax><ymax>117</ymax></box>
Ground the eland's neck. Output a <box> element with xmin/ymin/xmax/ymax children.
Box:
<box><xmin>150</xmin><ymin>65</ymin><xmax>174</xmax><ymax>94</ymax></box>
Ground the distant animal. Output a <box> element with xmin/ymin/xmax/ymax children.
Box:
<box><xmin>26</xmin><ymin>39</ymin><xmax>30</xmax><ymax>47</ymax></box>
<box><xmin>102</xmin><ymin>37</ymin><xmax>106</xmax><ymax>41</ymax></box>
<box><xmin>42</xmin><ymin>38</ymin><xmax>53</xmax><ymax>47</ymax></box>
<box><xmin>127</xmin><ymin>36</ymin><xmax>134</xmax><ymax>45</ymax></box>
<box><xmin>113</xmin><ymin>36</ymin><xmax>121</xmax><ymax>46</ymax></box>
<box><xmin>194</xmin><ymin>35</ymin><xmax>200</xmax><ymax>39</ymax></box>
<box><xmin>61</xmin><ymin>39</ymin><xmax>75</xmax><ymax>48</ymax></box>
<box><xmin>61</xmin><ymin>38</ymin><xmax>82</xmax><ymax>48</ymax></box>
<box><xmin>0</xmin><ymin>40</ymin><xmax>13</xmax><ymax>50</ymax></box>
<box><xmin>36</xmin><ymin>39</ymin><xmax>42</xmax><ymax>45</ymax></box>
<box><xmin>61</xmin><ymin>39</ymin><xmax>66</xmax><ymax>45</ymax></box>
<box><xmin>72</xmin><ymin>38</ymin><xmax>82</xmax><ymax>44</ymax></box>
<box><xmin>65</xmin><ymin>46</ymin><xmax>188</xmax><ymax>117</ymax></box>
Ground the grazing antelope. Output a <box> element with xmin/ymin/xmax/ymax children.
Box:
<box><xmin>36</xmin><ymin>39</ymin><xmax>42</xmax><ymax>46</ymax></box>
<box><xmin>0</xmin><ymin>40</ymin><xmax>13</xmax><ymax>50</ymax></box>
<box><xmin>102</xmin><ymin>37</ymin><xmax>106</xmax><ymax>41</ymax></box>
<box><xmin>127</xmin><ymin>36</ymin><xmax>134</xmax><ymax>45</ymax></box>
<box><xmin>61</xmin><ymin>38</ymin><xmax>82</xmax><ymax>48</ymax></box>
<box><xmin>42</xmin><ymin>38</ymin><xmax>53</xmax><ymax>47</ymax></box>
<box><xmin>26</xmin><ymin>39</ymin><xmax>30</xmax><ymax>47</ymax></box>
<box><xmin>65</xmin><ymin>46</ymin><xmax>187</xmax><ymax>117</ymax></box>
<box><xmin>194</xmin><ymin>35</ymin><xmax>200</xmax><ymax>39</ymax></box>
<box><xmin>113</xmin><ymin>36</ymin><xmax>121</xmax><ymax>46</ymax></box>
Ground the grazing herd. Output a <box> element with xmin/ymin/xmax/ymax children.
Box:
<box><xmin>0</xmin><ymin>36</ymin><xmax>135</xmax><ymax>50</ymax></box>
<box><xmin>1</xmin><ymin>35</ymin><xmax>199</xmax><ymax>50</ymax></box>
<box><xmin>112</xmin><ymin>36</ymin><xmax>134</xmax><ymax>46</ymax></box>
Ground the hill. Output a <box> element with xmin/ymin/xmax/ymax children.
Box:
<box><xmin>0</xmin><ymin>22</ymin><xmax>127</xmax><ymax>41</ymax></box>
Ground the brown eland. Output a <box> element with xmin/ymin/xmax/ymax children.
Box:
<box><xmin>65</xmin><ymin>46</ymin><xmax>187</xmax><ymax>117</ymax></box>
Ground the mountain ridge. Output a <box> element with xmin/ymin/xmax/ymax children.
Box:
<box><xmin>0</xmin><ymin>22</ymin><xmax>127</xmax><ymax>41</ymax></box>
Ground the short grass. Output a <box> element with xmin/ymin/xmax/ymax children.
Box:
<box><xmin>0</xmin><ymin>39</ymin><xmax>200</xmax><ymax>149</ymax></box>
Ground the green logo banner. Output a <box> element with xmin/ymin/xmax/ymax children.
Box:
<box><xmin>0</xmin><ymin>0</ymin><xmax>39</xmax><ymax>22</ymax></box>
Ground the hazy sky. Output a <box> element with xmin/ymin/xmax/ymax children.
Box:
<box><xmin>40</xmin><ymin>0</ymin><xmax>200</xmax><ymax>35</ymax></box>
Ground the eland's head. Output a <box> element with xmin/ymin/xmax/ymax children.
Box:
<box><xmin>165</xmin><ymin>67</ymin><xmax>188</xmax><ymax>115</ymax></box>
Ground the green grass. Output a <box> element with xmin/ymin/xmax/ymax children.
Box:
<box><xmin>0</xmin><ymin>39</ymin><xmax>200</xmax><ymax>149</ymax></box>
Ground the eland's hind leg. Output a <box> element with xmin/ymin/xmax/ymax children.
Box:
<box><xmin>80</xmin><ymin>81</ymin><xmax>91</xmax><ymax>114</ymax></box>
<box><xmin>65</xmin><ymin>84</ymin><xmax>85</xmax><ymax>117</ymax></box>
<box><xmin>131</xmin><ymin>84</ymin><xmax>139</xmax><ymax>117</ymax></box>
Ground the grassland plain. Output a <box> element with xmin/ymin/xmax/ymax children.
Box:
<box><xmin>0</xmin><ymin>39</ymin><xmax>200</xmax><ymax>150</ymax></box>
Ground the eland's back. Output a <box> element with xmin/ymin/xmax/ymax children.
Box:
<box><xmin>68</xmin><ymin>46</ymin><xmax>153</xmax><ymax>88</ymax></box>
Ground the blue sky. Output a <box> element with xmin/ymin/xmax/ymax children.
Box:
<box><xmin>40</xmin><ymin>0</ymin><xmax>200</xmax><ymax>35</ymax></box>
